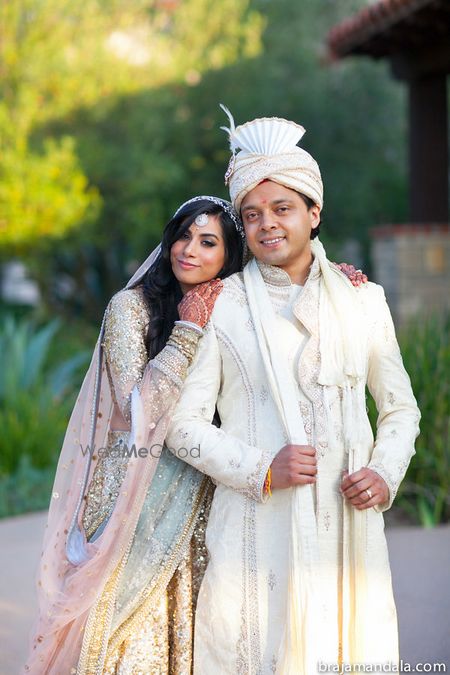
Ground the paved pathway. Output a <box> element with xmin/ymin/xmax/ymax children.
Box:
<box><xmin>1</xmin><ymin>512</ymin><xmax>449</xmax><ymax>673</ymax></box>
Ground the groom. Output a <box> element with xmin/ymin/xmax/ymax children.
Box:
<box><xmin>166</xmin><ymin>111</ymin><xmax>420</xmax><ymax>674</ymax></box>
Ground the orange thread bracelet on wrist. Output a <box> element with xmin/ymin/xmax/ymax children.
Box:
<box><xmin>263</xmin><ymin>467</ymin><xmax>272</xmax><ymax>497</ymax></box>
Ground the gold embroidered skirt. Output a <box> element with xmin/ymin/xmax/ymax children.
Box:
<box><xmin>103</xmin><ymin>530</ymin><xmax>207</xmax><ymax>675</ymax></box>
<box><xmin>81</xmin><ymin>430</ymin><xmax>211</xmax><ymax>674</ymax></box>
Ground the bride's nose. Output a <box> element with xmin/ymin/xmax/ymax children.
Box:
<box><xmin>182</xmin><ymin>237</ymin><xmax>198</xmax><ymax>257</ymax></box>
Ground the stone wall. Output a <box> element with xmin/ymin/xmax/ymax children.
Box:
<box><xmin>371</xmin><ymin>224</ymin><xmax>450</xmax><ymax>326</ymax></box>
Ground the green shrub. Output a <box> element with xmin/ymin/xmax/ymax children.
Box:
<box><xmin>0</xmin><ymin>314</ymin><xmax>89</xmax><ymax>514</ymax></box>
<box><xmin>399</xmin><ymin>315</ymin><xmax>449</xmax><ymax>526</ymax></box>
<box><xmin>0</xmin><ymin>456</ymin><xmax>55</xmax><ymax>517</ymax></box>
<box><xmin>368</xmin><ymin>315</ymin><xmax>450</xmax><ymax>526</ymax></box>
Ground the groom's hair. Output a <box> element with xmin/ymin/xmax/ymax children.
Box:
<box><xmin>297</xmin><ymin>192</ymin><xmax>321</xmax><ymax>240</ymax></box>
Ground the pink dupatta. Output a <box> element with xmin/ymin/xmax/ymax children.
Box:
<box><xmin>23</xmin><ymin>247</ymin><xmax>177</xmax><ymax>673</ymax></box>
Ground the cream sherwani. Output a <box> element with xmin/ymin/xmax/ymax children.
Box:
<box><xmin>166</xmin><ymin>258</ymin><xmax>420</xmax><ymax>675</ymax></box>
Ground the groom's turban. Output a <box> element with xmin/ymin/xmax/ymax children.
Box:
<box><xmin>220</xmin><ymin>106</ymin><xmax>323</xmax><ymax>212</ymax></box>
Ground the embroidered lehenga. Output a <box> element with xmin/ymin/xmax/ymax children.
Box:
<box><xmin>78</xmin><ymin>288</ymin><xmax>213</xmax><ymax>674</ymax></box>
<box><xmin>25</xmin><ymin>262</ymin><xmax>214</xmax><ymax>673</ymax></box>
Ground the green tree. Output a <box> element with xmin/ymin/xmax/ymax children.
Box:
<box><xmin>1</xmin><ymin>0</ymin><xmax>407</xmax><ymax>317</ymax></box>
<box><xmin>0</xmin><ymin>0</ymin><xmax>264</xmax><ymax>152</ymax></box>
<box><xmin>0</xmin><ymin>136</ymin><xmax>100</xmax><ymax>251</ymax></box>
<box><xmin>0</xmin><ymin>0</ymin><xmax>264</xmax><ymax>316</ymax></box>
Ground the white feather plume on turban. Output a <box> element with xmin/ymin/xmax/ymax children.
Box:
<box><xmin>220</xmin><ymin>105</ymin><xmax>323</xmax><ymax>212</ymax></box>
<box><xmin>219</xmin><ymin>105</ymin><xmax>366</xmax><ymax>390</ymax></box>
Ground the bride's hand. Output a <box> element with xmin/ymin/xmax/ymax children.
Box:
<box><xmin>335</xmin><ymin>262</ymin><xmax>368</xmax><ymax>287</ymax></box>
<box><xmin>178</xmin><ymin>279</ymin><xmax>224</xmax><ymax>327</ymax></box>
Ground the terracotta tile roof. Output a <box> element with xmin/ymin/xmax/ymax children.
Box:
<box><xmin>327</xmin><ymin>0</ymin><xmax>443</xmax><ymax>60</ymax></box>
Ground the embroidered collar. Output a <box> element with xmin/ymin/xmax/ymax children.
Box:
<box><xmin>256</xmin><ymin>260</ymin><xmax>291</xmax><ymax>287</ymax></box>
<box><xmin>255</xmin><ymin>255</ymin><xmax>320</xmax><ymax>287</ymax></box>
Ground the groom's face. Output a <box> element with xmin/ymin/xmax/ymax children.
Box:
<box><xmin>241</xmin><ymin>181</ymin><xmax>320</xmax><ymax>272</ymax></box>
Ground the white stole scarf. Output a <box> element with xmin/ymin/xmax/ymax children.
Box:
<box><xmin>243</xmin><ymin>240</ymin><xmax>368</xmax><ymax>673</ymax></box>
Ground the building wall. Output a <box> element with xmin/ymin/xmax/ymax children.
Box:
<box><xmin>371</xmin><ymin>225</ymin><xmax>450</xmax><ymax>326</ymax></box>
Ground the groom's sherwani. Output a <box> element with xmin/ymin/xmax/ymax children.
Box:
<box><xmin>166</xmin><ymin>258</ymin><xmax>420</xmax><ymax>674</ymax></box>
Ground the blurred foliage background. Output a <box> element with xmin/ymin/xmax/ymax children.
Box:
<box><xmin>0</xmin><ymin>0</ymin><xmax>447</xmax><ymax>524</ymax></box>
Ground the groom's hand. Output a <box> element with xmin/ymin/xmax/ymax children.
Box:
<box><xmin>271</xmin><ymin>444</ymin><xmax>317</xmax><ymax>489</ymax></box>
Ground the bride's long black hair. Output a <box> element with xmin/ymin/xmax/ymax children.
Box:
<box><xmin>140</xmin><ymin>199</ymin><xmax>244</xmax><ymax>359</ymax></box>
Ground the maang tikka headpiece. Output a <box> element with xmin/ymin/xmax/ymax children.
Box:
<box><xmin>173</xmin><ymin>195</ymin><xmax>244</xmax><ymax>238</ymax></box>
<box><xmin>194</xmin><ymin>213</ymin><xmax>209</xmax><ymax>227</ymax></box>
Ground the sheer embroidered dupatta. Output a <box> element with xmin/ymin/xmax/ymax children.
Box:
<box><xmin>24</xmin><ymin>245</ymin><xmax>207</xmax><ymax>674</ymax></box>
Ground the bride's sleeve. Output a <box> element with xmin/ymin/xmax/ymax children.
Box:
<box><xmin>102</xmin><ymin>290</ymin><xmax>203</xmax><ymax>425</ymax></box>
<box><xmin>136</xmin><ymin>319</ymin><xmax>204</xmax><ymax>431</ymax></box>
<box><xmin>102</xmin><ymin>290</ymin><xmax>150</xmax><ymax>424</ymax></box>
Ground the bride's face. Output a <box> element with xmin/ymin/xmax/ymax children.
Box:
<box><xmin>170</xmin><ymin>215</ymin><xmax>226</xmax><ymax>293</ymax></box>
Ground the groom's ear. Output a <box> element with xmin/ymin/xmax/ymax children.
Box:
<box><xmin>310</xmin><ymin>204</ymin><xmax>321</xmax><ymax>230</ymax></box>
